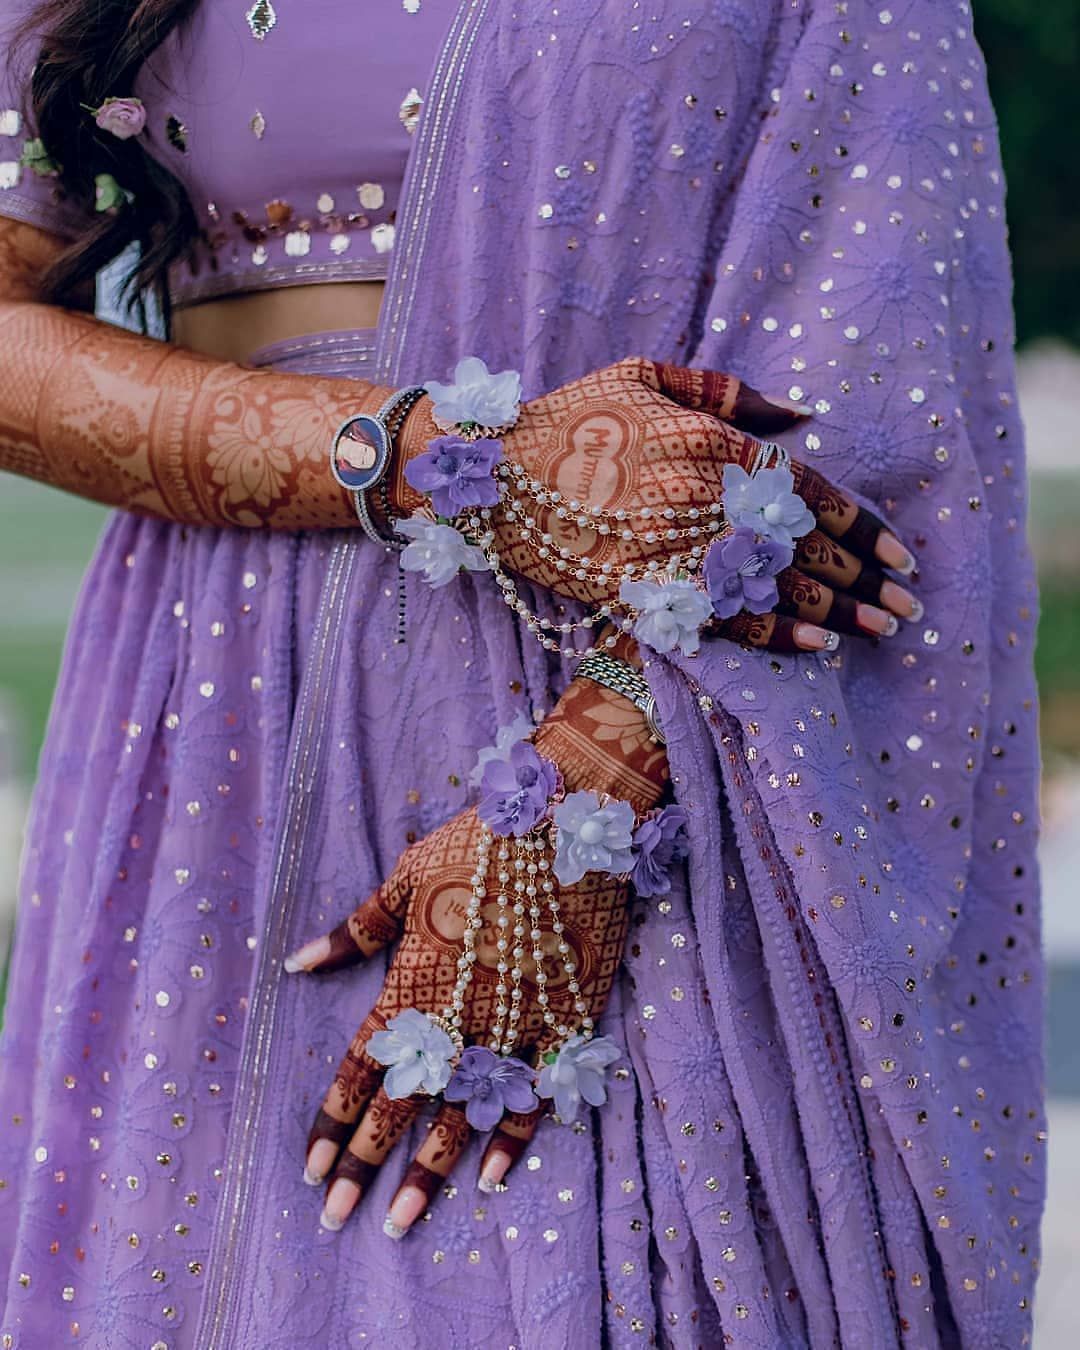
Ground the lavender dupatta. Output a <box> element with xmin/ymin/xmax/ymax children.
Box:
<box><xmin>0</xmin><ymin>2</ymin><xmax>1043</xmax><ymax>1347</ymax></box>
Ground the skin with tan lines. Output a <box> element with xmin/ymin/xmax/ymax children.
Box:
<box><xmin>0</xmin><ymin>218</ymin><xmax>920</xmax><ymax>650</ymax></box>
<box><xmin>0</xmin><ymin>216</ymin><xmax>923</xmax><ymax>1238</ymax></box>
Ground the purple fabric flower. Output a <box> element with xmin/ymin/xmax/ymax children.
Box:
<box><xmin>444</xmin><ymin>1046</ymin><xmax>538</xmax><ymax>1130</ymax></box>
<box><xmin>703</xmin><ymin>526</ymin><xmax>792</xmax><ymax>620</ymax></box>
<box><xmin>477</xmin><ymin>741</ymin><xmax>558</xmax><ymax>837</ymax></box>
<box><xmin>722</xmin><ymin>462</ymin><xmax>816</xmax><ymax>548</ymax></box>
<box><xmin>536</xmin><ymin>1034</ymin><xmax>622</xmax><ymax>1124</ymax></box>
<box><xmin>551</xmin><ymin>790</ymin><xmax>636</xmax><ymax>886</ymax></box>
<box><xmin>404</xmin><ymin>434</ymin><xmax>503</xmax><ymax>517</ymax></box>
<box><xmin>629</xmin><ymin>805</ymin><xmax>690</xmax><ymax>898</ymax></box>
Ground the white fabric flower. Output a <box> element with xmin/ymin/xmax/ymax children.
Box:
<box><xmin>397</xmin><ymin>514</ymin><xmax>491</xmax><ymax>589</ymax></box>
<box><xmin>469</xmin><ymin>711</ymin><xmax>536</xmax><ymax>787</ymax></box>
<box><xmin>619</xmin><ymin>577</ymin><xmax>713</xmax><ymax>655</ymax></box>
<box><xmin>536</xmin><ymin>1034</ymin><xmax>622</xmax><ymax>1124</ymax></box>
<box><xmin>551</xmin><ymin>790</ymin><xmax>635</xmax><ymax>886</ymax></box>
<box><xmin>368</xmin><ymin>1009</ymin><xmax>457</xmax><ymax>1099</ymax></box>
<box><xmin>425</xmin><ymin>356</ymin><xmax>523</xmax><ymax>430</ymax></box>
<box><xmin>722</xmin><ymin>462</ymin><xmax>816</xmax><ymax>548</ymax></box>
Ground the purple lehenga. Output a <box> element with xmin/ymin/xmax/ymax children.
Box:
<box><xmin>0</xmin><ymin>2</ymin><xmax>1045</xmax><ymax>1347</ymax></box>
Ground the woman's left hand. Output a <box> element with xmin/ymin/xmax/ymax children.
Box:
<box><xmin>286</xmin><ymin>656</ymin><xmax>668</xmax><ymax>1237</ymax></box>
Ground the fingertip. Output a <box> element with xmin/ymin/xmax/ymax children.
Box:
<box><xmin>875</xmin><ymin>533</ymin><xmax>916</xmax><ymax>575</ymax></box>
<box><xmin>764</xmin><ymin>393</ymin><xmax>813</xmax><ymax>417</ymax></box>
<box><xmin>478</xmin><ymin>1149</ymin><xmax>513</xmax><ymax>1193</ymax></box>
<box><xmin>793</xmin><ymin>623</ymin><xmax>840</xmax><ymax>653</ymax></box>
<box><xmin>283</xmin><ymin>935</ymin><xmax>331</xmax><ymax>974</ymax></box>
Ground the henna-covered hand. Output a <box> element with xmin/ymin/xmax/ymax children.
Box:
<box><xmin>388</xmin><ymin>355</ymin><xmax>921</xmax><ymax>652</ymax></box>
<box><xmin>286</xmin><ymin>653</ymin><xmax>667</xmax><ymax>1237</ymax></box>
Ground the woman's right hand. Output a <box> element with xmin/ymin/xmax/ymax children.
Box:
<box><xmin>389</xmin><ymin>356</ymin><xmax>922</xmax><ymax>653</ymax></box>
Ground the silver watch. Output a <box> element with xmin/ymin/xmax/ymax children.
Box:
<box><xmin>575</xmin><ymin>650</ymin><xmax>665</xmax><ymax>746</ymax></box>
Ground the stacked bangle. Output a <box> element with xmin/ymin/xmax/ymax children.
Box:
<box><xmin>330</xmin><ymin>385</ymin><xmax>427</xmax><ymax>548</ymax></box>
<box><xmin>575</xmin><ymin>649</ymin><xmax>665</xmax><ymax>745</ymax></box>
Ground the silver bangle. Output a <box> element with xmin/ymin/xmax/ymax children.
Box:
<box><xmin>749</xmin><ymin>439</ymin><xmax>791</xmax><ymax>476</ymax></box>
<box><xmin>575</xmin><ymin>650</ymin><xmax>665</xmax><ymax>746</ymax></box>
<box><xmin>330</xmin><ymin>386</ymin><xmax>427</xmax><ymax>548</ymax></box>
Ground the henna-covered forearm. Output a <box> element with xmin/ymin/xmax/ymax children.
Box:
<box><xmin>0</xmin><ymin>218</ymin><xmax>393</xmax><ymax>528</ymax></box>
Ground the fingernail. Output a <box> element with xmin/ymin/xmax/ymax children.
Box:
<box><xmin>876</xmin><ymin>534</ymin><xmax>916</xmax><ymax>575</ymax></box>
<box><xmin>384</xmin><ymin>1185</ymin><xmax>428</xmax><ymax>1238</ymax></box>
<box><xmin>880</xmin><ymin>580</ymin><xmax>920</xmax><ymax>620</ymax></box>
<box><xmin>478</xmin><ymin>1150</ymin><xmax>512</xmax><ymax>1193</ymax></box>
<box><xmin>765</xmin><ymin>394</ymin><xmax>813</xmax><ymax>416</ymax></box>
<box><xmin>793</xmin><ymin>623</ymin><xmax>834</xmax><ymax>651</ymax></box>
<box><xmin>856</xmin><ymin>604</ymin><xmax>897</xmax><ymax>637</ymax></box>
<box><xmin>305</xmin><ymin>1139</ymin><xmax>339</xmax><ymax>1186</ymax></box>
<box><xmin>321</xmin><ymin>1177</ymin><xmax>360</xmax><ymax>1231</ymax></box>
<box><xmin>284</xmin><ymin>935</ymin><xmax>330</xmax><ymax>974</ymax></box>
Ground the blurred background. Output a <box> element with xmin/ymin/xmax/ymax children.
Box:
<box><xmin>1</xmin><ymin>0</ymin><xmax>1078</xmax><ymax>1338</ymax></box>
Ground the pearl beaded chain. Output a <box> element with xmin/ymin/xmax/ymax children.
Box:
<box><xmin>441</xmin><ymin>822</ymin><xmax>594</xmax><ymax>1058</ymax></box>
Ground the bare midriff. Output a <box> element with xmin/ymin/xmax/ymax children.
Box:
<box><xmin>171</xmin><ymin>280</ymin><xmax>385</xmax><ymax>364</ymax></box>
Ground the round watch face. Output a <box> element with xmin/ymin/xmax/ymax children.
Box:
<box><xmin>331</xmin><ymin>414</ymin><xmax>389</xmax><ymax>492</ymax></box>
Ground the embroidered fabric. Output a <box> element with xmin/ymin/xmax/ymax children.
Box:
<box><xmin>0</xmin><ymin>0</ymin><xmax>454</xmax><ymax>307</ymax></box>
<box><xmin>0</xmin><ymin>3</ymin><xmax>1045</xmax><ymax>1348</ymax></box>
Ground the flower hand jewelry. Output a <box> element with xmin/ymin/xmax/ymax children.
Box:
<box><xmin>389</xmin><ymin>354</ymin><xmax>817</xmax><ymax>659</ymax></box>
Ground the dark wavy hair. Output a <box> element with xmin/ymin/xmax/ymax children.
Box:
<box><xmin>14</xmin><ymin>0</ymin><xmax>201</xmax><ymax>313</ymax></box>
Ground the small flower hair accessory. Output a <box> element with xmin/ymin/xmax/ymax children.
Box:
<box><xmin>404</xmin><ymin>434</ymin><xmax>504</xmax><ymax>517</ymax></box>
<box><xmin>426</xmin><ymin>356</ymin><xmax>522</xmax><ymax>433</ymax></box>
<box><xmin>397</xmin><ymin>513</ymin><xmax>491</xmax><ymax>588</ymax></box>
<box><xmin>551</xmin><ymin>790</ymin><xmax>636</xmax><ymax>886</ymax></box>
<box><xmin>722</xmin><ymin>462</ymin><xmax>815</xmax><ymax>549</ymax></box>
<box><xmin>618</xmin><ymin>576</ymin><xmax>714</xmax><ymax>656</ymax></box>
<box><xmin>629</xmin><ymin>804</ymin><xmax>690</xmax><ymax>899</ymax></box>
<box><xmin>469</xmin><ymin>712</ymin><xmax>536</xmax><ymax>788</ymax></box>
<box><xmin>82</xmin><ymin>96</ymin><xmax>147</xmax><ymax>140</ymax></box>
<box><xmin>19</xmin><ymin>137</ymin><xmax>59</xmax><ymax>177</ymax></box>
<box><xmin>94</xmin><ymin>173</ymin><xmax>130</xmax><ymax>213</ymax></box>
<box><xmin>443</xmin><ymin>1046</ymin><xmax>538</xmax><ymax>1129</ymax></box>
<box><xmin>703</xmin><ymin>525</ymin><xmax>793</xmax><ymax>620</ymax></box>
<box><xmin>477</xmin><ymin>741</ymin><xmax>560</xmax><ymax>838</ymax></box>
<box><xmin>368</xmin><ymin>1009</ymin><xmax>459</xmax><ymax>1100</ymax></box>
<box><xmin>536</xmin><ymin>1034</ymin><xmax>622</xmax><ymax>1124</ymax></box>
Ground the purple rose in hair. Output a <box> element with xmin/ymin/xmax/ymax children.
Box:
<box><xmin>93</xmin><ymin>97</ymin><xmax>147</xmax><ymax>140</ymax></box>
<box><xmin>477</xmin><ymin>741</ymin><xmax>558</xmax><ymax>837</ymax></box>
<box><xmin>404</xmin><ymin>434</ymin><xmax>503</xmax><ymax>517</ymax></box>
<box><xmin>703</xmin><ymin>525</ymin><xmax>792</xmax><ymax>620</ymax></box>
<box><xmin>444</xmin><ymin>1047</ymin><xmax>538</xmax><ymax>1130</ymax></box>
<box><xmin>629</xmin><ymin>804</ymin><xmax>690</xmax><ymax>898</ymax></box>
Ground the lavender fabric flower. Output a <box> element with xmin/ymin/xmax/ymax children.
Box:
<box><xmin>629</xmin><ymin>805</ymin><xmax>690</xmax><ymax>899</ymax></box>
<box><xmin>444</xmin><ymin>1047</ymin><xmax>538</xmax><ymax>1130</ymax></box>
<box><xmin>536</xmin><ymin>1034</ymin><xmax>622</xmax><ymax>1124</ymax></box>
<box><xmin>618</xmin><ymin>577</ymin><xmax>713</xmax><ymax>656</ymax></box>
<box><xmin>92</xmin><ymin>96</ymin><xmax>147</xmax><ymax>140</ymax></box>
<box><xmin>469</xmin><ymin>712</ymin><xmax>535</xmax><ymax>788</ymax></box>
<box><xmin>426</xmin><ymin>355</ymin><xmax>523</xmax><ymax>430</ymax></box>
<box><xmin>703</xmin><ymin>525</ymin><xmax>793</xmax><ymax>620</ymax></box>
<box><xmin>404</xmin><ymin>434</ymin><xmax>504</xmax><ymax>517</ymax></box>
<box><xmin>477</xmin><ymin>741</ymin><xmax>558</xmax><ymax>837</ymax></box>
<box><xmin>368</xmin><ymin>1009</ymin><xmax>457</xmax><ymax>1099</ymax></box>
<box><xmin>722</xmin><ymin>462</ymin><xmax>816</xmax><ymax>548</ymax></box>
<box><xmin>397</xmin><ymin>514</ymin><xmax>491</xmax><ymax>588</ymax></box>
<box><xmin>552</xmin><ymin>790</ymin><xmax>635</xmax><ymax>886</ymax></box>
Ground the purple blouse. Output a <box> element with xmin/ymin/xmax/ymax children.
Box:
<box><xmin>0</xmin><ymin>0</ymin><xmax>453</xmax><ymax>307</ymax></box>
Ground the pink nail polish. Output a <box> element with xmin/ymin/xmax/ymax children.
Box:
<box><xmin>793</xmin><ymin>623</ymin><xmax>830</xmax><ymax>651</ymax></box>
<box><xmin>856</xmin><ymin>604</ymin><xmax>895</xmax><ymax>637</ymax></box>
<box><xmin>764</xmin><ymin>393</ymin><xmax>813</xmax><ymax>416</ymax></box>
<box><xmin>284</xmin><ymin>935</ymin><xmax>330</xmax><ymax>974</ymax></box>
<box><xmin>478</xmin><ymin>1150</ymin><xmax>512</xmax><ymax>1193</ymax></box>
<box><xmin>305</xmin><ymin>1138</ymin><xmax>339</xmax><ymax>1186</ymax></box>
<box><xmin>384</xmin><ymin>1184</ymin><xmax>428</xmax><ymax>1238</ymax></box>
<box><xmin>322</xmin><ymin>1177</ymin><xmax>360</xmax><ymax>1228</ymax></box>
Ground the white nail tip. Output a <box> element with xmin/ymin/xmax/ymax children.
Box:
<box><xmin>884</xmin><ymin>615</ymin><xmax>899</xmax><ymax>636</ymax></box>
<box><xmin>319</xmin><ymin>1211</ymin><xmax>344</xmax><ymax>1232</ymax></box>
<box><xmin>907</xmin><ymin>599</ymin><xmax>924</xmax><ymax>622</ymax></box>
<box><xmin>822</xmin><ymin>631</ymin><xmax>840</xmax><ymax>652</ymax></box>
<box><xmin>303</xmin><ymin>1167</ymin><xmax>324</xmax><ymax>1187</ymax></box>
<box><xmin>477</xmin><ymin>1176</ymin><xmax>497</xmax><ymax>1194</ymax></box>
<box><xmin>283</xmin><ymin>955</ymin><xmax>302</xmax><ymax>974</ymax></box>
<box><xmin>383</xmin><ymin>1216</ymin><xmax>407</xmax><ymax>1241</ymax></box>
